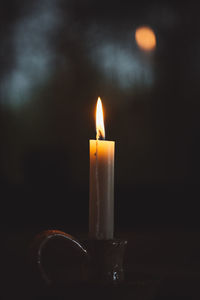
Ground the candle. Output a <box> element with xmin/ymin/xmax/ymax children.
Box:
<box><xmin>89</xmin><ymin>97</ymin><xmax>115</xmax><ymax>240</ymax></box>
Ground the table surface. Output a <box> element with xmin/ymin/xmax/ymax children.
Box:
<box><xmin>2</xmin><ymin>228</ymin><xmax>200</xmax><ymax>299</ymax></box>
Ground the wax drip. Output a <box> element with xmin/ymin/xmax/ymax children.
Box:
<box><xmin>95</xmin><ymin>139</ymin><xmax>100</xmax><ymax>237</ymax></box>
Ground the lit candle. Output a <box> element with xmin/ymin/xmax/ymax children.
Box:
<box><xmin>89</xmin><ymin>97</ymin><xmax>115</xmax><ymax>240</ymax></box>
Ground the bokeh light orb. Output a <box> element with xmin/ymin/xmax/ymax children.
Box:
<box><xmin>135</xmin><ymin>26</ymin><xmax>156</xmax><ymax>51</ymax></box>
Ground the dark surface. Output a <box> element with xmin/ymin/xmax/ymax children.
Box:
<box><xmin>2</xmin><ymin>229</ymin><xmax>200</xmax><ymax>299</ymax></box>
<box><xmin>0</xmin><ymin>0</ymin><xmax>200</xmax><ymax>230</ymax></box>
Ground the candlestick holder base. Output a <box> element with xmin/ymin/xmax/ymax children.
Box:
<box><xmin>29</xmin><ymin>230</ymin><xmax>127</xmax><ymax>286</ymax></box>
<box><xmin>83</xmin><ymin>239</ymin><xmax>127</xmax><ymax>284</ymax></box>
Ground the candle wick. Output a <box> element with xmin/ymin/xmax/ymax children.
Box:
<box><xmin>96</xmin><ymin>129</ymin><xmax>105</xmax><ymax>140</ymax></box>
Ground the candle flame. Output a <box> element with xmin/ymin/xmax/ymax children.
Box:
<box><xmin>96</xmin><ymin>97</ymin><xmax>105</xmax><ymax>140</ymax></box>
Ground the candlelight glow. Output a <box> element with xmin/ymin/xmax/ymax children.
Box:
<box><xmin>135</xmin><ymin>26</ymin><xmax>156</xmax><ymax>51</ymax></box>
<box><xmin>90</xmin><ymin>40</ymin><xmax>154</xmax><ymax>89</ymax></box>
<box><xmin>0</xmin><ymin>1</ymin><xmax>60</xmax><ymax>108</ymax></box>
<box><xmin>96</xmin><ymin>97</ymin><xmax>105</xmax><ymax>140</ymax></box>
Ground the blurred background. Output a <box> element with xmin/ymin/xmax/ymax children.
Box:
<box><xmin>0</xmin><ymin>0</ymin><xmax>199</xmax><ymax>232</ymax></box>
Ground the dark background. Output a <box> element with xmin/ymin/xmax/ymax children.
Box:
<box><xmin>0</xmin><ymin>0</ymin><xmax>200</xmax><ymax>232</ymax></box>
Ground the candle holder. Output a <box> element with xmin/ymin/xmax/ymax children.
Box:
<box><xmin>29</xmin><ymin>230</ymin><xmax>127</xmax><ymax>286</ymax></box>
<box><xmin>83</xmin><ymin>239</ymin><xmax>127</xmax><ymax>283</ymax></box>
<box><xmin>29</xmin><ymin>230</ymin><xmax>89</xmax><ymax>285</ymax></box>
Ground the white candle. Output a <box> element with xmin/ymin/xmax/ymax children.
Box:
<box><xmin>89</xmin><ymin>98</ymin><xmax>115</xmax><ymax>240</ymax></box>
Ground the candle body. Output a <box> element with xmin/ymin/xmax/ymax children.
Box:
<box><xmin>89</xmin><ymin>140</ymin><xmax>115</xmax><ymax>240</ymax></box>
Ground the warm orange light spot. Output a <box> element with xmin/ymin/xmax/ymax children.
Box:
<box><xmin>96</xmin><ymin>97</ymin><xmax>105</xmax><ymax>140</ymax></box>
<box><xmin>135</xmin><ymin>26</ymin><xmax>156</xmax><ymax>51</ymax></box>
